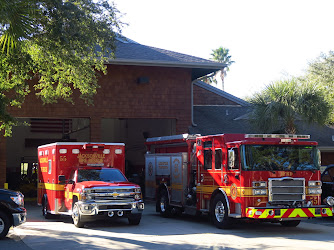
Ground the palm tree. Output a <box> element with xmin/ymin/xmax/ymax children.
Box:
<box><xmin>249</xmin><ymin>78</ymin><xmax>332</xmax><ymax>134</ymax></box>
<box><xmin>0</xmin><ymin>0</ymin><xmax>38</xmax><ymax>54</ymax></box>
<box><xmin>210</xmin><ymin>47</ymin><xmax>235</xmax><ymax>90</ymax></box>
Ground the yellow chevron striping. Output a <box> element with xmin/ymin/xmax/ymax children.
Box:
<box><xmin>288</xmin><ymin>208</ymin><xmax>308</xmax><ymax>218</ymax></box>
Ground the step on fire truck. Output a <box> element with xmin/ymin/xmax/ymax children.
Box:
<box><xmin>37</xmin><ymin>142</ymin><xmax>144</xmax><ymax>228</ymax></box>
<box><xmin>145</xmin><ymin>134</ymin><xmax>334</xmax><ymax>228</ymax></box>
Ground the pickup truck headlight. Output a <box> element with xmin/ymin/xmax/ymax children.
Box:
<box><xmin>81</xmin><ymin>189</ymin><xmax>93</xmax><ymax>201</ymax></box>
<box><xmin>11</xmin><ymin>195</ymin><xmax>24</xmax><ymax>206</ymax></box>
<box><xmin>134</xmin><ymin>188</ymin><xmax>142</xmax><ymax>201</ymax></box>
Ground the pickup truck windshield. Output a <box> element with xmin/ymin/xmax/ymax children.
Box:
<box><xmin>241</xmin><ymin>145</ymin><xmax>319</xmax><ymax>171</ymax></box>
<box><xmin>77</xmin><ymin>168</ymin><xmax>127</xmax><ymax>182</ymax></box>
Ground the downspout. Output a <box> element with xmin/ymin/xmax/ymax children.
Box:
<box><xmin>191</xmin><ymin>81</ymin><xmax>197</xmax><ymax>127</ymax></box>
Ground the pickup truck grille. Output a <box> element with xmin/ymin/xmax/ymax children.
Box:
<box><xmin>268</xmin><ymin>177</ymin><xmax>305</xmax><ymax>204</ymax></box>
<box><xmin>88</xmin><ymin>187</ymin><xmax>136</xmax><ymax>201</ymax></box>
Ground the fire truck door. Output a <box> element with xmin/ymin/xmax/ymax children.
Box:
<box><xmin>197</xmin><ymin>143</ymin><xmax>215</xmax><ymax>210</ymax></box>
<box><xmin>226</xmin><ymin>147</ymin><xmax>241</xmax><ymax>210</ymax></box>
<box><xmin>145</xmin><ymin>155</ymin><xmax>156</xmax><ymax>199</ymax></box>
<box><xmin>170</xmin><ymin>154</ymin><xmax>186</xmax><ymax>205</ymax></box>
<box><xmin>65</xmin><ymin>183</ymin><xmax>75</xmax><ymax>210</ymax></box>
<box><xmin>65</xmin><ymin>173</ymin><xmax>76</xmax><ymax>210</ymax></box>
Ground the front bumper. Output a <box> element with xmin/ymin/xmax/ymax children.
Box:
<box><xmin>246</xmin><ymin>206</ymin><xmax>334</xmax><ymax>219</ymax></box>
<box><xmin>12</xmin><ymin>212</ymin><xmax>27</xmax><ymax>226</ymax></box>
<box><xmin>76</xmin><ymin>200</ymin><xmax>144</xmax><ymax>216</ymax></box>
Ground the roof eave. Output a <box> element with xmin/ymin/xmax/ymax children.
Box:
<box><xmin>107</xmin><ymin>59</ymin><xmax>225</xmax><ymax>80</ymax></box>
<box><xmin>106</xmin><ymin>58</ymin><xmax>225</xmax><ymax>69</ymax></box>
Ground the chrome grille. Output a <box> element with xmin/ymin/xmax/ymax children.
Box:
<box><xmin>268</xmin><ymin>177</ymin><xmax>305</xmax><ymax>203</ymax></box>
<box><xmin>87</xmin><ymin>187</ymin><xmax>136</xmax><ymax>201</ymax></box>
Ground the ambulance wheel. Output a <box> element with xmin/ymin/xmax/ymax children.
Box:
<box><xmin>158</xmin><ymin>189</ymin><xmax>171</xmax><ymax>217</ymax></box>
<box><xmin>211</xmin><ymin>193</ymin><xmax>231</xmax><ymax>229</ymax></box>
<box><xmin>0</xmin><ymin>211</ymin><xmax>10</xmax><ymax>239</ymax></box>
<box><xmin>72</xmin><ymin>202</ymin><xmax>84</xmax><ymax>228</ymax></box>
<box><xmin>42</xmin><ymin>197</ymin><xmax>53</xmax><ymax>219</ymax></box>
<box><xmin>280</xmin><ymin>220</ymin><xmax>301</xmax><ymax>227</ymax></box>
<box><xmin>128</xmin><ymin>214</ymin><xmax>142</xmax><ymax>225</ymax></box>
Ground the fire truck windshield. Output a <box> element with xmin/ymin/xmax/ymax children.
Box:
<box><xmin>241</xmin><ymin>145</ymin><xmax>319</xmax><ymax>171</ymax></box>
<box><xmin>77</xmin><ymin>168</ymin><xmax>127</xmax><ymax>182</ymax></box>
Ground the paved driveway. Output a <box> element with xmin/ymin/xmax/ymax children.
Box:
<box><xmin>2</xmin><ymin>201</ymin><xmax>334</xmax><ymax>249</ymax></box>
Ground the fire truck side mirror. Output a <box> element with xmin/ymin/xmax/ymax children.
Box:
<box><xmin>228</xmin><ymin>149</ymin><xmax>235</xmax><ymax>169</ymax></box>
<box><xmin>58</xmin><ymin>175</ymin><xmax>66</xmax><ymax>184</ymax></box>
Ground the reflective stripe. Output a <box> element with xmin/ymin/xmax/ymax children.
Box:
<box><xmin>38</xmin><ymin>183</ymin><xmax>65</xmax><ymax>191</ymax></box>
<box><xmin>196</xmin><ymin>185</ymin><xmax>264</xmax><ymax>197</ymax></box>
<box><xmin>246</xmin><ymin>207</ymin><xmax>333</xmax><ymax>219</ymax></box>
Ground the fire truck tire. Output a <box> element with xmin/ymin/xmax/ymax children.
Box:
<box><xmin>72</xmin><ymin>202</ymin><xmax>85</xmax><ymax>228</ymax></box>
<box><xmin>128</xmin><ymin>214</ymin><xmax>142</xmax><ymax>225</ymax></box>
<box><xmin>158</xmin><ymin>189</ymin><xmax>171</xmax><ymax>217</ymax></box>
<box><xmin>42</xmin><ymin>197</ymin><xmax>53</xmax><ymax>219</ymax></box>
<box><xmin>211</xmin><ymin>194</ymin><xmax>231</xmax><ymax>229</ymax></box>
<box><xmin>279</xmin><ymin>220</ymin><xmax>301</xmax><ymax>227</ymax></box>
<box><xmin>0</xmin><ymin>211</ymin><xmax>10</xmax><ymax>239</ymax></box>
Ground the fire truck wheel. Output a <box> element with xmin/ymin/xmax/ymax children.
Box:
<box><xmin>72</xmin><ymin>202</ymin><xmax>85</xmax><ymax>228</ymax></box>
<box><xmin>158</xmin><ymin>189</ymin><xmax>171</xmax><ymax>217</ymax></box>
<box><xmin>211</xmin><ymin>194</ymin><xmax>231</xmax><ymax>229</ymax></box>
<box><xmin>279</xmin><ymin>220</ymin><xmax>301</xmax><ymax>227</ymax></box>
<box><xmin>0</xmin><ymin>211</ymin><xmax>10</xmax><ymax>239</ymax></box>
<box><xmin>128</xmin><ymin>214</ymin><xmax>142</xmax><ymax>225</ymax></box>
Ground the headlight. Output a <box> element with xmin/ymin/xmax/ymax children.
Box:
<box><xmin>309</xmin><ymin>181</ymin><xmax>322</xmax><ymax>187</ymax></box>
<box><xmin>252</xmin><ymin>189</ymin><xmax>267</xmax><ymax>195</ymax></box>
<box><xmin>11</xmin><ymin>195</ymin><xmax>24</xmax><ymax>206</ymax></box>
<box><xmin>134</xmin><ymin>187</ymin><xmax>142</xmax><ymax>200</ymax></box>
<box><xmin>252</xmin><ymin>181</ymin><xmax>267</xmax><ymax>188</ymax></box>
<box><xmin>308</xmin><ymin>188</ymin><xmax>322</xmax><ymax>195</ymax></box>
<box><xmin>81</xmin><ymin>189</ymin><xmax>92</xmax><ymax>200</ymax></box>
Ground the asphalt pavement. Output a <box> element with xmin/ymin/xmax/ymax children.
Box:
<box><xmin>1</xmin><ymin>201</ymin><xmax>334</xmax><ymax>249</ymax></box>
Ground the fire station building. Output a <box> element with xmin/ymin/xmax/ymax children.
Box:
<box><xmin>2</xmin><ymin>36</ymin><xmax>334</xmax><ymax>190</ymax></box>
<box><xmin>0</xmin><ymin>36</ymin><xmax>226</xmax><ymax>189</ymax></box>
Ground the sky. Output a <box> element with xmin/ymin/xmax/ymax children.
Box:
<box><xmin>112</xmin><ymin>0</ymin><xmax>334</xmax><ymax>99</ymax></box>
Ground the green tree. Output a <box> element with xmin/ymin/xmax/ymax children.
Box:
<box><xmin>303</xmin><ymin>51</ymin><xmax>334</xmax><ymax>101</ymax></box>
<box><xmin>0</xmin><ymin>0</ymin><xmax>122</xmax><ymax>136</ymax></box>
<box><xmin>200</xmin><ymin>47</ymin><xmax>235</xmax><ymax>90</ymax></box>
<box><xmin>249</xmin><ymin>78</ymin><xmax>332</xmax><ymax>134</ymax></box>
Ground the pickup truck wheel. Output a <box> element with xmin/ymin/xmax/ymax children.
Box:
<box><xmin>158</xmin><ymin>189</ymin><xmax>171</xmax><ymax>217</ymax></box>
<box><xmin>0</xmin><ymin>211</ymin><xmax>10</xmax><ymax>239</ymax></box>
<box><xmin>72</xmin><ymin>202</ymin><xmax>84</xmax><ymax>228</ymax></box>
<box><xmin>128</xmin><ymin>214</ymin><xmax>141</xmax><ymax>225</ymax></box>
<box><xmin>280</xmin><ymin>220</ymin><xmax>301</xmax><ymax>227</ymax></box>
<box><xmin>211</xmin><ymin>193</ymin><xmax>231</xmax><ymax>229</ymax></box>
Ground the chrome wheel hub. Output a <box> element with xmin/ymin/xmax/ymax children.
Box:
<box><xmin>72</xmin><ymin>205</ymin><xmax>79</xmax><ymax>223</ymax></box>
<box><xmin>215</xmin><ymin>201</ymin><xmax>225</xmax><ymax>222</ymax></box>
<box><xmin>0</xmin><ymin>218</ymin><xmax>4</xmax><ymax>233</ymax></box>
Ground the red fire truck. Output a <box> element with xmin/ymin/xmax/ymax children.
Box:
<box><xmin>145</xmin><ymin>133</ymin><xmax>334</xmax><ymax>228</ymax></box>
<box><xmin>37</xmin><ymin>142</ymin><xmax>144</xmax><ymax>228</ymax></box>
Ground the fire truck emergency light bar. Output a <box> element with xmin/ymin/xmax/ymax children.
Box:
<box><xmin>245</xmin><ymin>134</ymin><xmax>310</xmax><ymax>139</ymax></box>
<box><xmin>146</xmin><ymin>134</ymin><xmax>200</xmax><ymax>142</ymax></box>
